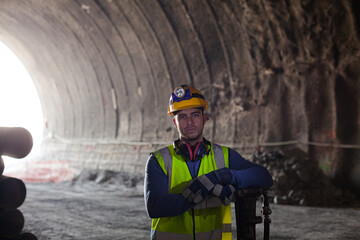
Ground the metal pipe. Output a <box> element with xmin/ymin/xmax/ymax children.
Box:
<box><xmin>14</xmin><ymin>232</ymin><xmax>38</xmax><ymax>240</ymax></box>
<box><xmin>235</xmin><ymin>187</ymin><xmax>264</xmax><ymax>240</ymax></box>
<box><xmin>261</xmin><ymin>192</ymin><xmax>272</xmax><ymax>240</ymax></box>
<box><xmin>0</xmin><ymin>156</ymin><xmax>4</xmax><ymax>175</ymax></box>
<box><xmin>0</xmin><ymin>209</ymin><xmax>24</xmax><ymax>238</ymax></box>
<box><xmin>0</xmin><ymin>175</ymin><xmax>26</xmax><ymax>210</ymax></box>
<box><xmin>235</xmin><ymin>191</ymin><xmax>257</xmax><ymax>239</ymax></box>
<box><xmin>0</xmin><ymin>127</ymin><xmax>33</xmax><ymax>159</ymax></box>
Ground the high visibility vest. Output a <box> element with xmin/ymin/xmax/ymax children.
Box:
<box><xmin>151</xmin><ymin>142</ymin><xmax>232</xmax><ymax>240</ymax></box>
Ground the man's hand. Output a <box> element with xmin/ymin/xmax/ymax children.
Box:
<box><xmin>182</xmin><ymin>168</ymin><xmax>233</xmax><ymax>204</ymax></box>
<box><xmin>205</xmin><ymin>168</ymin><xmax>232</xmax><ymax>185</ymax></box>
<box><xmin>182</xmin><ymin>174</ymin><xmax>216</xmax><ymax>204</ymax></box>
<box><xmin>212</xmin><ymin>184</ymin><xmax>236</xmax><ymax>206</ymax></box>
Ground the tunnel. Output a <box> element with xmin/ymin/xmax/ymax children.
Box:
<box><xmin>0</xmin><ymin>0</ymin><xmax>359</xmax><ymax>197</ymax></box>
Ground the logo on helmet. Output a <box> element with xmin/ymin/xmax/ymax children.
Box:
<box><xmin>174</xmin><ymin>87</ymin><xmax>185</xmax><ymax>98</ymax></box>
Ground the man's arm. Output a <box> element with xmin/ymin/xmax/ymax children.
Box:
<box><xmin>228</xmin><ymin>148</ymin><xmax>273</xmax><ymax>189</ymax></box>
<box><xmin>144</xmin><ymin>154</ymin><xmax>193</xmax><ymax>218</ymax></box>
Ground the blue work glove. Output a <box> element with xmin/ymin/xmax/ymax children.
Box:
<box><xmin>182</xmin><ymin>174</ymin><xmax>216</xmax><ymax>204</ymax></box>
<box><xmin>212</xmin><ymin>184</ymin><xmax>236</xmax><ymax>206</ymax></box>
<box><xmin>205</xmin><ymin>168</ymin><xmax>233</xmax><ymax>186</ymax></box>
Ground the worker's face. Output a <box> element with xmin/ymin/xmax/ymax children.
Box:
<box><xmin>172</xmin><ymin>108</ymin><xmax>206</xmax><ymax>144</ymax></box>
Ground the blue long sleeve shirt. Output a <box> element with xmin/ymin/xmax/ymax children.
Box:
<box><xmin>144</xmin><ymin>147</ymin><xmax>273</xmax><ymax>218</ymax></box>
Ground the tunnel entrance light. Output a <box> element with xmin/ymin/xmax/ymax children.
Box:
<box><xmin>0</xmin><ymin>41</ymin><xmax>43</xmax><ymax>174</ymax></box>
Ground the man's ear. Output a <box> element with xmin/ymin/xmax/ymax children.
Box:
<box><xmin>203</xmin><ymin>113</ymin><xmax>207</xmax><ymax>124</ymax></box>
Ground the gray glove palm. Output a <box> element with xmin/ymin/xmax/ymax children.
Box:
<box><xmin>212</xmin><ymin>184</ymin><xmax>236</xmax><ymax>206</ymax></box>
<box><xmin>182</xmin><ymin>174</ymin><xmax>216</xmax><ymax>204</ymax></box>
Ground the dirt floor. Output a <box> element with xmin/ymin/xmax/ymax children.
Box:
<box><xmin>16</xmin><ymin>181</ymin><xmax>360</xmax><ymax>240</ymax></box>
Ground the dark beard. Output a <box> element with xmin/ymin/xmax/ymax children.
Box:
<box><xmin>183</xmin><ymin>136</ymin><xmax>201</xmax><ymax>142</ymax></box>
<box><xmin>182</xmin><ymin>131</ymin><xmax>203</xmax><ymax>143</ymax></box>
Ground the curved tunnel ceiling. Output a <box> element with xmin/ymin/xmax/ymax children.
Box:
<box><xmin>0</xmin><ymin>0</ymin><xmax>359</xmax><ymax>190</ymax></box>
<box><xmin>3</xmin><ymin>0</ymin><xmax>244</xmax><ymax>142</ymax></box>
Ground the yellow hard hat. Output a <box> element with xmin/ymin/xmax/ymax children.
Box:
<box><xmin>168</xmin><ymin>85</ymin><xmax>208</xmax><ymax>116</ymax></box>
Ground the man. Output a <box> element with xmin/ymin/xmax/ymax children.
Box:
<box><xmin>144</xmin><ymin>85</ymin><xmax>273</xmax><ymax>240</ymax></box>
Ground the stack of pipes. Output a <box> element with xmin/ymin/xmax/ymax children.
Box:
<box><xmin>0</xmin><ymin>127</ymin><xmax>37</xmax><ymax>240</ymax></box>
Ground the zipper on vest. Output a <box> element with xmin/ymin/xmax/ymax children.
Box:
<box><xmin>191</xmin><ymin>208</ymin><xmax>196</xmax><ymax>240</ymax></box>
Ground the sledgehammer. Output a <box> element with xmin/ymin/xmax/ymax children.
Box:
<box><xmin>235</xmin><ymin>187</ymin><xmax>271</xmax><ymax>240</ymax></box>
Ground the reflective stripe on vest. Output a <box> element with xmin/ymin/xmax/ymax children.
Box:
<box><xmin>153</xmin><ymin>228</ymin><xmax>225</xmax><ymax>240</ymax></box>
<box><xmin>151</xmin><ymin>142</ymin><xmax>232</xmax><ymax>240</ymax></box>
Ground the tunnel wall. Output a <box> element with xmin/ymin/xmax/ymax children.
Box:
<box><xmin>0</xmin><ymin>0</ymin><xmax>359</xmax><ymax>191</ymax></box>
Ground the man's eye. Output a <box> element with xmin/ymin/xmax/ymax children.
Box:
<box><xmin>179</xmin><ymin>115</ymin><xmax>186</xmax><ymax>120</ymax></box>
<box><xmin>193</xmin><ymin>113</ymin><xmax>200</xmax><ymax>118</ymax></box>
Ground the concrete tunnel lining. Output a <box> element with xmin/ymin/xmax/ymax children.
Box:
<box><xmin>0</xmin><ymin>0</ymin><xmax>359</xmax><ymax>194</ymax></box>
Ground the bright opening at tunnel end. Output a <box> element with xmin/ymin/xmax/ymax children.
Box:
<box><xmin>0</xmin><ymin>41</ymin><xmax>43</xmax><ymax>174</ymax></box>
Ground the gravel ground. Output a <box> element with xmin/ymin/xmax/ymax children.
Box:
<box><xmin>17</xmin><ymin>182</ymin><xmax>360</xmax><ymax>240</ymax></box>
